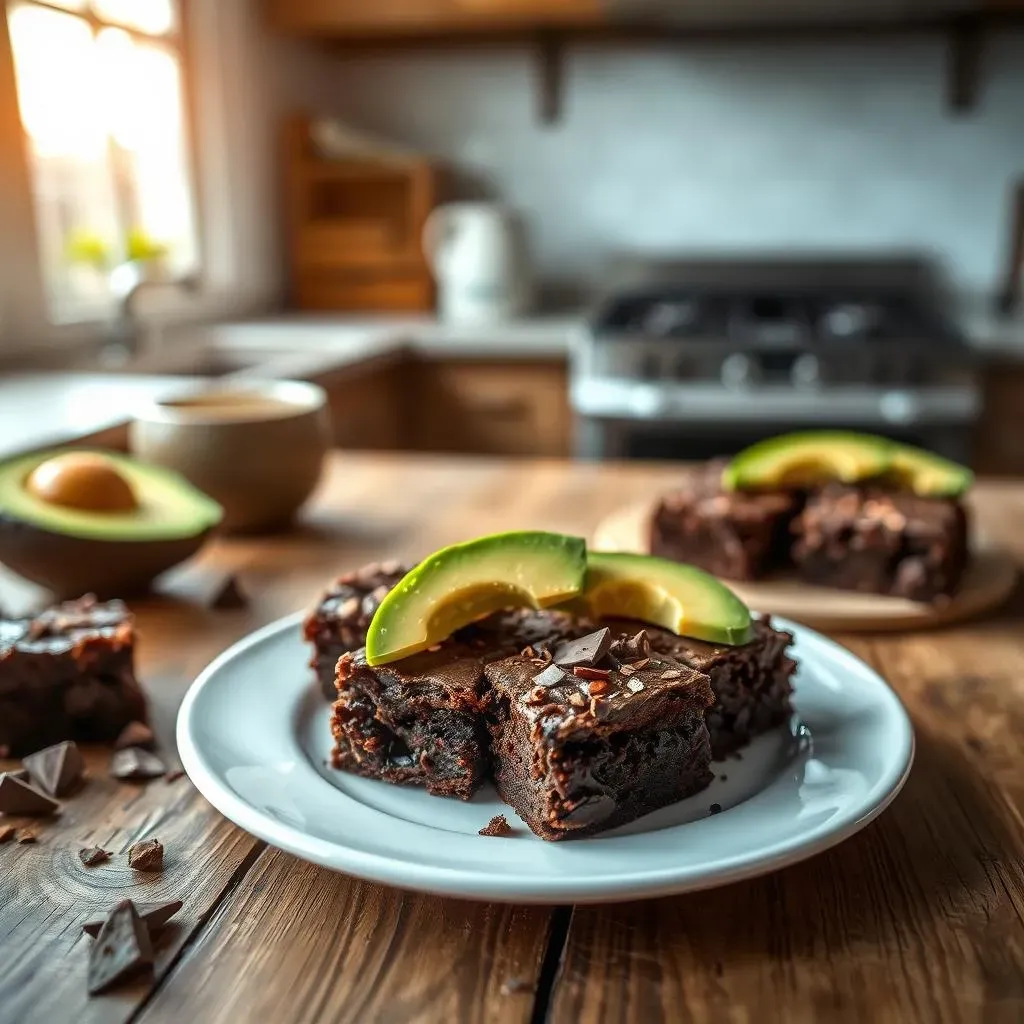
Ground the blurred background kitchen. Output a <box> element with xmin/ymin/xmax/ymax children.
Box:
<box><xmin>1</xmin><ymin>0</ymin><xmax>1023</xmax><ymax>472</ymax></box>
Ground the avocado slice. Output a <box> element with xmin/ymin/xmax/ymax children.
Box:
<box><xmin>0</xmin><ymin>449</ymin><xmax>223</xmax><ymax>597</ymax></box>
<box><xmin>365</xmin><ymin>531</ymin><xmax>587</xmax><ymax>666</ymax></box>
<box><xmin>888</xmin><ymin>443</ymin><xmax>973</xmax><ymax>498</ymax></box>
<box><xmin>573</xmin><ymin>551</ymin><xmax>753</xmax><ymax>646</ymax></box>
<box><xmin>722</xmin><ymin>431</ymin><xmax>894</xmax><ymax>492</ymax></box>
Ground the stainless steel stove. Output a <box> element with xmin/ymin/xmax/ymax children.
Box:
<box><xmin>571</xmin><ymin>256</ymin><xmax>980</xmax><ymax>463</ymax></box>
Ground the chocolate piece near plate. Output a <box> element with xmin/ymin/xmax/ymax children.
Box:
<box><xmin>23</xmin><ymin>740</ymin><xmax>84</xmax><ymax>797</ymax></box>
<box><xmin>0</xmin><ymin>774</ymin><xmax>59</xmax><ymax>816</ymax></box>
<box><xmin>127</xmin><ymin>838</ymin><xmax>164</xmax><ymax>871</ymax></box>
<box><xmin>87</xmin><ymin>900</ymin><xmax>154</xmax><ymax>995</ymax></box>
<box><xmin>83</xmin><ymin>899</ymin><xmax>183</xmax><ymax>938</ymax></box>
<box><xmin>0</xmin><ymin>596</ymin><xmax>147</xmax><ymax>758</ymax></box>
<box><xmin>0</xmin><ymin>824</ymin><xmax>15</xmax><ymax>843</ymax></box>
<box><xmin>110</xmin><ymin>748</ymin><xmax>166</xmax><ymax>781</ymax></box>
<box><xmin>115</xmin><ymin>720</ymin><xmax>155</xmax><ymax>750</ymax></box>
<box><xmin>479</xmin><ymin>814</ymin><xmax>514</xmax><ymax>837</ymax></box>
<box><xmin>79</xmin><ymin>846</ymin><xmax>111</xmax><ymax>867</ymax></box>
<box><xmin>210</xmin><ymin>574</ymin><xmax>248</xmax><ymax>610</ymax></box>
<box><xmin>304</xmin><ymin>561</ymin><xmax>410</xmax><ymax>701</ymax></box>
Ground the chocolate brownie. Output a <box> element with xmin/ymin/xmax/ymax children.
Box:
<box><xmin>791</xmin><ymin>483</ymin><xmax>969</xmax><ymax>602</ymax></box>
<box><xmin>651</xmin><ymin>461</ymin><xmax>798</xmax><ymax>581</ymax></box>
<box><xmin>0</xmin><ymin>596</ymin><xmax>146</xmax><ymax>757</ymax></box>
<box><xmin>304</xmin><ymin>561</ymin><xmax>409</xmax><ymax>700</ymax></box>
<box><xmin>331</xmin><ymin>610</ymin><xmax>585</xmax><ymax>801</ymax></box>
<box><xmin>640</xmin><ymin>616</ymin><xmax>797</xmax><ymax>760</ymax></box>
<box><xmin>485</xmin><ymin>627</ymin><xmax>715</xmax><ymax>841</ymax></box>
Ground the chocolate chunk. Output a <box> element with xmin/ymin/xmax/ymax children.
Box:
<box><xmin>479</xmin><ymin>814</ymin><xmax>514</xmax><ymax>837</ymax></box>
<box><xmin>110</xmin><ymin>748</ymin><xmax>166</xmax><ymax>781</ymax></box>
<box><xmin>87</xmin><ymin>900</ymin><xmax>154</xmax><ymax>995</ymax></box>
<box><xmin>0</xmin><ymin>774</ymin><xmax>59</xmax><ymax>816</ymax></box>
<box><xmin>0</xmin><ymin>824</ymin><xmax>15</xmax><ymax>843</ymax></box>
<box><xmin>83</xmin><ymin>899</ymin><xmax>183</xmax><ymax>939</ymax></box>
<box><xmin>16</xmin><ymin>828</ymin><xmax>37</xmax><ymax>844</ymax></box>
<box><xmin>115</xmin><ymin>721</ymin><xmax>156</xmax><ymax>751</ymax></box>
<box><xmin>532</xmin><ymin>664</ymin><xmax>567</xmax><ymax>688</ymax></box>
<box><xmin>79</xmin><ymin>846</ymin><xmax>112</xmax><ymax>867</ymax></box>
<box><xmin>552</xmin><ymin>628</ymin><xmax>611</xmax><ymax>669</ymax></box>
<box><xmin>2</xmin><ymin>768</ymin><xmax>30</xmax><ymax>784</ymax></box>
<box><xmin>23</xmin><ymin>741</ymin><xmax>84</xmax><ymax>797</ymax></box>
<box><xmin>610</xmin><ymin>630</ymin><xmax>651</xmax><ymax>663</ymax></box>
<box><xmin>572</xmin><ymin>666</ymin><xmax>611</xmax><ymax>681</ymax></box>
<box><xmin>211</xmin><ymin>574</ymin><xmax>248</xmax><ymax>610</ymax></box>
<box><xmin>128</xmin><ymin>838</ymin><xmax>164</xmax><ymax>871</ymax></box>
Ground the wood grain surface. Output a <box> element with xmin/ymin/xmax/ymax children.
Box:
<box><xmin>0</xmin><ymin>454</ymin><xmax>1022</xmax><ymax>1024</ymax></box>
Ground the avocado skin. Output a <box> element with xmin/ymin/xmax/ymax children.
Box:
<box><xmin>0</xmin><ymin>513</ymin><xmax>213</xmax><ymax>598</ymax></box>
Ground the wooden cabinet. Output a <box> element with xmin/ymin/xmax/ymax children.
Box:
<box><xmin>973</xmin><ymin>360</ymin><xmax>1024</xmax><ymax>476</ymax></box>
<box><xmin>320</xmin><ymin>357</ymin><xmax>408</xmax><ymax>450</ymax></box>
<box><xmin>267</xmin><ymin>0</ymin><xmax>600</xmax><ymax>36</ymax></box>
<box><xmin>410</xmin><ymin>357</ymin><xmax>570</xmax><ymax>457</ymax></box>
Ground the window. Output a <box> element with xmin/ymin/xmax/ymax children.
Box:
<box><xmin>6</xmin><ymin>0</ymin><xmax>198</xmax><ymax>323</ymax></box>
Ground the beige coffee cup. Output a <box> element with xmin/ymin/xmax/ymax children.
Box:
<box><xmin>129</xmin><ymin>380</ymin><xmax>331</xmax><ymax>534</ymax></box>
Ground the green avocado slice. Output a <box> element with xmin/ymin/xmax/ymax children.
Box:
<box><xmin>365</xmin><ymin>531</ymin><xmax>587</xmax><ymax>666</ymax></box>
<box><xmin>572</xmin><ymin>551</ymin><xmax>753</xmax><ymax>646</ymax></box>
<box><xmin>722</xmin><ymin>431</ymin><xmax>893</xmax><ymax>492</ymax></box>
<box><xmin>887</xmin><ymin>443</ymin><xmax>973</xmax><ymax>498</ymax></box>
<box><xmin>0</xmin><ymin>449</ymin><xmax>223</xmax><ymax>541</ymax></box>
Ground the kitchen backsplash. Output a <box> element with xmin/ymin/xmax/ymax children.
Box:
<box><xmin>272</xmin><ymin>30</ymin><xmax>1024</xmax><ymax>297</ymax></box>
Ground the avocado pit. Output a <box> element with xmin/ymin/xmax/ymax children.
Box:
<box><xmin>26</xmin><ymin>453</ymin><xmax>138</xmax><ymax>514</ymax></box>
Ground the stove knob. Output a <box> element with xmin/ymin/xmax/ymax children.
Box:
<box><xmin>721</xmin><ymin>353</ymin><xmax>757</xmax><ymax>389</ymax></box>
<box><xmin>791</xmin><ymin>354</ymin><xmax>821</xmax><ymax>389</ymax></box>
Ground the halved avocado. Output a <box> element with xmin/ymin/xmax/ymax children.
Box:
<box><xmin>365</xmin><ymin>531</ymin><xmax>587</xmax><ymax>666</ymax></box>
<box><xmin>888</xmin><ymin>443</ymin><xmax>973</xmax><ymax>498</ymax></box>
<box><xmin>572</xmin><ymin>551</ymin><xmax>753</xmax><ymax>646</ymax></box>
<box><xmin>0</xmin><ymin>448</ymin><xmax>223</xmax><ymax>598</ymax></box>
<box><xmin>722</xmin><ymin>431</ymin><xmax>893</xmax><ymax>492</ymax></box>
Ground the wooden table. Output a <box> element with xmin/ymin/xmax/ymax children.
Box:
<box><xmin>3</xmin><ymin>453</ymin><xmax>1024</xmax><ymax>1024</ymax></box>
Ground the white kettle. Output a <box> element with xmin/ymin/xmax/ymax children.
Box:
<box><xmin>423</xmin><ymin>202</ymin><xmax>532</xmax><ymax>325</ymax></box>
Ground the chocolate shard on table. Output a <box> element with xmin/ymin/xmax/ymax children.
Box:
<box><xmin>0</xmin><ymin>596</ymin><xmax>147</xmax><ymax>758</ymax></box>
<box><xmin>650</xmin><ymin>460</ymin><xmax>798</xmax><ymax>581</ymax></box>
<box><xmin>791</xmin><ymin>484</ymin><xmax>969</xmax><ymax>603</ymax></box>
<box><xmin>23</xmin><ymin>740</ymin><xmax>85</xmax><ymax>797</ymax></box>
<box><xmin>127</xmin><ymin>838</ymin><xmax>164</xmax><ymax>872</ymax></box>
<box><xmin>303</xmin><ymin>561</ymin><xmax>409</xmax><ymax>700</ymax></box>
<box><xmin>110</xmin><ymin>747</ymin><xmax>166</xmax><ymax>781</ymax></box>
<box><xmin>115</xmin><ymin>720</ymin><xmax>156</xmax><ymax>751</ymax></box>
<box><xmin>79</xmin><ymin>846</ymin><xmax>112</xmax><ymax>867</ymax></box>
<box><xmin>0</xmin><ymin>774</ymin><xmax>60</xmax><ymax>816</ymax></box>
<box><xmin>87</xmin><ymin>900</ymin><xmax>154</xmax><ymax>995</ymax></box>
<box><xmin>83</xmin><ymin>899</ymin><xmax>183</xmax><ymax>939</ymax></box>
<box><xmin>485</xmin><ymin>625</ymin><xmax>716</xmax><ymax>841</ymax></box>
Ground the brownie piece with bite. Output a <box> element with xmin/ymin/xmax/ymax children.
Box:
<box><xmin>791</xmin><ymin>483</ymin><xmax>969</xmax><ymax>603</ymax></box>
<box><xmin>0</xmin><ymin>596</ymin><xmax>146</xmax><ymax>758</ymax></box>
<box><xmin>485</xmin><ymin>626</ymin><xmax>715</xmax><ymax>841</ymax></box>
<box><xmin>651</xmin><ymin>461</ymin><xmax>798</xmax><ymax>581</ymax></box>
<box><xmin>304</xmin><ymin>561</ymin><xmax>409</xmax><ymax>700</ymax></box>
<box><xmin>331</xmin><ymin>610</ymin><xmax>584</xmax><ymax>801</ymax></box>
<box><xmin>642</xmin><ymin>616</ymin><xmax>797</xmax><ymax>760</ymax></box>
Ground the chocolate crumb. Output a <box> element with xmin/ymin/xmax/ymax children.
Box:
<box><xmin>127</xmin><ymin>839</ymin><xmax>164</xmax><ymax>872</ymax></box>
<box><xmin>164</xmin><ymin>769</ymin><xmax>186</xmax><ymax>784</ymax></box>
<box><xmin>719</xmin><ymin>774</ymin><xmax>728</xmax><ymax>782</ymax></box>
<box><xmin>631</xmin><ymin>658</ymin><xmax>650</xmax><ymax>671</ymax></box>
<box><xmin>572</xmin><ymin>666</ymin><xmax>611</xmax><ymax>681</ymax></box>
<box><xmin>526</xmin><ymin>686</ymin><xmax>548</xmax><ymax>706</ymax></box>
<box><xmin>709</xmin><ymin>803</ymin><xmax>723</xmax><ymax>815</ymax></box>
<box><xmin>115</xmin><ymin>721</ymin><xmax>156</xmax><ymax>751</ymax></box>
<box><xmin>568</xmin><ymin>692</ymin><xmax>586</xmax><ymax>708</ymax></box>
<box><xmin>501</xmin><ymin>977</ymin><xmax>534</xmax><ymax>995</ymax></box>
<box><xmin>79</xmin><ymin>846</ymin><xmax>112</xmax><ymax>867</ymax></box>
<box><xmin>0</xmin><ymin>824</ymin><xmax>15</xmax><ymax>843</ymax></box>
<box><xmin>660</xmin><ymin>670</ymin><xmax>683</xmax><ymax>681</ymax></box>
<box><xmin>211</xmin><ymin>574</ymin><xmax>247</xmax><ymax>610</ymax></box>
<box><xmin>619</xmin><ymin>664</ymin><xmax>636</xmax><ymax>677</ymax></box>
<box><xmin>521</xmin><ymin>646</ymin><xmax>536</xmax><ymax>658</ymax></box>
<box><xmin>479</xmin><ymin>814</ymin><xmax>514</xmax><ymax>837</ymax></box>
<box><xmin>16</xmin><ymin>828</ymin><xmax>37</xmax><ymax>844</ymax></box>
<box><xmin>625</xmin><ymin>679</ymin><xmax>644</xmax><ymax>693</ymax></box>
<box><xmin>110</xmin><ymin>748</ymin><xmax>166</xmax><ymax>782</ymax></box>
<box><xmin>587</xmin><ymin>679</ymin><xmax>610</xmax><ymax>697</ymax></box>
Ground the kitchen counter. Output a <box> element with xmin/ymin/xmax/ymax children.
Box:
<box><xmin>1</xmin><ymin>453</ymin><xmax>1023</xmax><ymax>1022</ymax></box>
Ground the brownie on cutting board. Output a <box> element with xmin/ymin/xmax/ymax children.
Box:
<box><xmin>650</xmin><ymin>461</ymin><xmax>798</xmax><ymax>581</ymax></box>
<box><xmin>0</xmin><ymin>596</ymin><xmax>147</xmax><ymax>758</ymax></box>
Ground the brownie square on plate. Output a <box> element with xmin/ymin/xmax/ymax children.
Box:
<box><xmin>0</xmin><ymin>596</ymin><xmax>146</xmax><ymax>757</ymax></box>
<box><xmin>791</xmin><ymin>483</ymin><xmax>969</xmax><ymax>602</ymax></box>
<box><xmin>485</xmin><ymin>627</ymin><xmax>715</xmax><ymax>841</ymax></box>
<box><xmin>651</xmin><ymin>461</ymin><xmax>798</xmax><ymax>581</ymax></box>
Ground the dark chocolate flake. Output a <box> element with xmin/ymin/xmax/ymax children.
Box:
<box><xmin>83</xmin><ymin>899</ymin><xmax>183</xmax><ymax>939</ymax></box>
<box><xmin>128</xmin><ymin>838</ymin><xmax>164</xmax><ymax>872</ymax></box>
<box><xmin>79</xmin><ymin>846</ymin><xmax>112</xmax><ymax>867</ymax></box>
<box><xmin>23</xmin><ymin>741</ymin><xmax>84</xmax><ymax>797</ymax></box>
<box><xmin>0</xmin><ymin>775</ymin><xmax>59</xmax><ymax>816</ymax></box>
<box><xmin>478</xmin><ymin>814</ymin><xmax>514</xmax><ymax>837</ymax></box>
<box><xmin>210</xmin><ymin>574</ymin><xmax>248</xmax><ymax>610</ymax></box>
<box><xmin>532</xmin><ymin>663</ymin><xmax>567</xmax><ymax>688</ymax></box>
<box><xmin>115</xmin><ymin>721</ymin><xmax>155</xmax><ymax>751</ymax></box>
<box><xmin>87</xmin><ymin>900</ymin><xmax>154</xmax><ymax>995</ymax></box>
<box><xmin>660</xmin><ymin>670</ymin><xmax>683</xmax><ymax>681</ymax></box>
<box><xmin>553</xmin><ymin>628</ymin><xmax>611</xmax><ymax>669</ymax></box>
<box><xmin>110</xmin><ymin>748</ymin><xmax>166</xmax><ymax>782</ymax></box>
<box><xmin>572</xmin><ymin>666</ymin><xmax>611</xmax><ymax>681</ymax></box>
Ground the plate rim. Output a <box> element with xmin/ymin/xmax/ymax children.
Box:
<box><xmin>176</xmin><ymin>611</ymin><xmax>915</xmax><ymax>904</ymax></box>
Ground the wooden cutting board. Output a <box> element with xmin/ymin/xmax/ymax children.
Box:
<box><xmin>593</xmin><ymin>501</ymin><xmax>1018</xmax><ymax>633</ymax></box>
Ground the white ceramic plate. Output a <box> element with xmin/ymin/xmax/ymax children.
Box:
<box><xmin>177</xmin><ymin>613</ymin><xmax>914</xmax><ymax>904</ymax></box>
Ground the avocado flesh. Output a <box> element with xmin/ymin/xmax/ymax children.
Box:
<box><xmin>888</xmin><ymin>443</ymin><xmax>973</xmax><ymax>498</ymax></box>
<box><xmin>0</xmin><ymin>449</ymin><xmax>223</xmax><ymax>541</ymax></box>
<box><xmin>575</xmin><ymin>552</ymin><xmax>753</xmax><ymax>646</ymax></box>
<box><xmin>365</xmin><ymin>531</ymin><xmax>587</xmax><ymax>666</ymax></box>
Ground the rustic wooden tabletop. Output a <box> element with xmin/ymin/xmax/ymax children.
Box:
<box><xmin>2</xmin><ymin>453</ymin><xmax>1024</xmax><ymax>1024</ymax></box>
